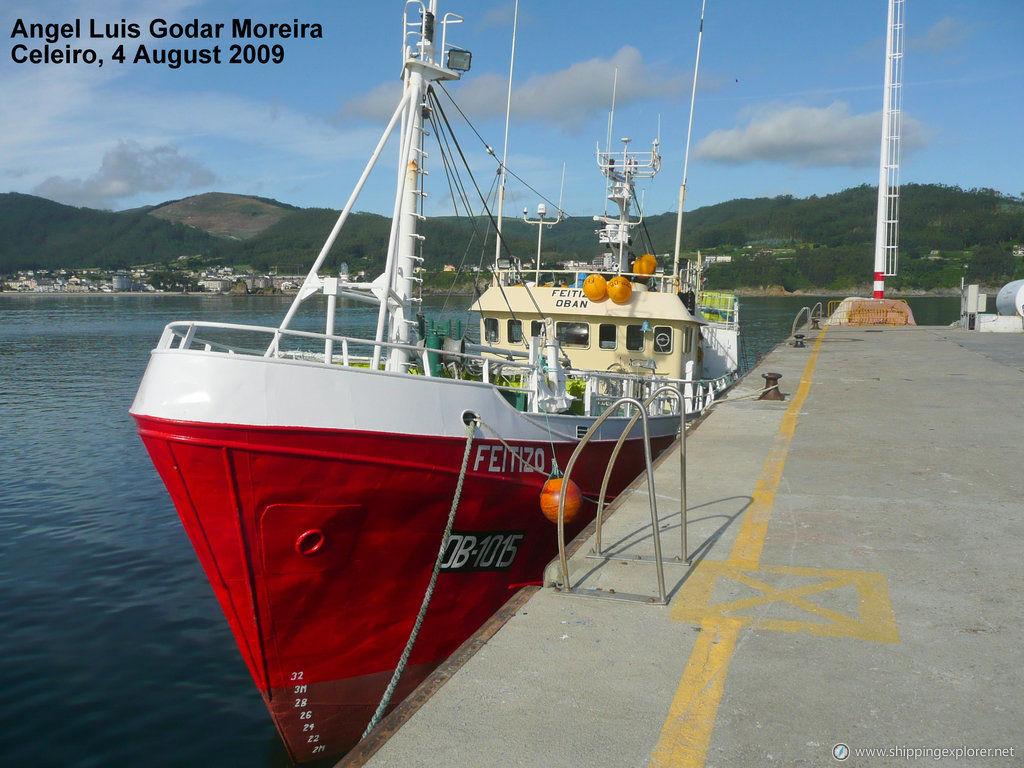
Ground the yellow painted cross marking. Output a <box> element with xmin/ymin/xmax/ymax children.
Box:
<box><xmin>671</xmin><ymin>560</ymin><xmax>899</xmax><ymax>643</ymax></box>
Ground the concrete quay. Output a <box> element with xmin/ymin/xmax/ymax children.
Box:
<box><xmin>344</xmin><ymin>325</ymin><xmax>1024</xmax><ymax>768</ymax></box>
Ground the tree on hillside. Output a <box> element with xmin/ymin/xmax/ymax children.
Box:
<box><xmin>967</xmin><ymin>245</ymin><xmax>1017</xmax><ymax>284</ymax></box>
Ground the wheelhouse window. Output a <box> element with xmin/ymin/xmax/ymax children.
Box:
<box><xmin>484</xmin><ymin>317</ymin><xmax>499</xmax><ymax>343</ymax></box>
<box><xmin>599</xmin><ymin>323</ymin><xmax>617</xmax><ymax>350</ymax></box>
<box><xmin>507</xmin><ymin>319</ymin><xmax>523</xmax><ymax>344</ymax></box>
<box><xmin>625</xmin><ymin>324</ymin><xmax>645</xmax><ymax>351</ymax></box>
<box><xmin>556</xmin><ymin>321</ymin><xmax>589</xmax><ymax>348</ymax></box>
<box><xmin>653</xmin><ymin>325</ymin><xmax>673</xmax><ymax>354</ymax></box>
<box><xmin>530</xmin><ymin>320</ymin><xmax>545</xmax><ymax>339</ymax></box>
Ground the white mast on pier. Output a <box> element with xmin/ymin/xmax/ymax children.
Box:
<box><xmin>872</xmin><ymin>0</ymin><xmax>905</xmax><ymax>298</ymax></box>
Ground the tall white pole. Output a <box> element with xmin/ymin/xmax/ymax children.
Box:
<box><xmin>672</xmin><ymin>0</ymin><xmax>707</xmax><ymax>289</ymax></box>
<box><xmin>494</xmin><ymin>0</ymin><xmax>519</xmax><ymax>265</ymax></box>
<box><xmin>873</xmin><ymin>0</ymin><xmax>905</xmax><ymax>298</ymax></box>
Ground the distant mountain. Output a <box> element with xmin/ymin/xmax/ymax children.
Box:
<box><xmin>2</xmin><ymin>185</ymin><xmax>1021</xmax><ymax>288</ymax></box>
<box><xmin>145</xmin><ymin>192</ymin><xmax>299</xmax><ymax>240</ymax></box>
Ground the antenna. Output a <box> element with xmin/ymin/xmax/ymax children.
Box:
<box><xmin>494</xmin><ymin>0</ymin><xmax>519</xmax><ymax>266</ymax></box>
<box><xmin>672</xmin><ymin>0</ymin><xmax>707</xmax><ymax>289</ymax></box>
<box><xmin>558</xmin><ymin>162</ymin><xmax>566</xmax><ymax>217</ymax></box>
<box><xmin>602</xmin><ymin>69</ymin><xmax>619</xmax><ymax>220</ymax></box>
<box><xmin>605</xmin><ymin>68</ymin><xmax>618</xmax><ymax>157</ymax></box>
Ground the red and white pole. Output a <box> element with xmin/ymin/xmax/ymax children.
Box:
<box><xmin>873</xmin><ymin>270</ymin><xmax>885</xmax><ymax>299</ymax></box>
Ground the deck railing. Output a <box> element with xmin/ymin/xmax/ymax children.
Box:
<box><xmin>156</xmin><ymin>320</ymin><xmax>728</xmax><ymax>419</ymax></box>
<box><xmin>492</xmin><ymin>266</ymin><xmax>679</xmax><ymax>293</ymax></box>
<box><xmin>157</xmin><ymin>319</ymin><xmax>539</xmax><ymax>400</ymax></box>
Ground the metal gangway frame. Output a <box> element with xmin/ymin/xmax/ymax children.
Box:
<box><xmin>553</xmin><ymin>386</ymin><xmax>690</xmax><ymax>605</ymax></box>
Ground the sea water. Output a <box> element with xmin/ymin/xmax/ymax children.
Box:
<box><xmin>0</xmin><ymin>293</ymin><xmax>958</xmax><ymax>767</ymax></box>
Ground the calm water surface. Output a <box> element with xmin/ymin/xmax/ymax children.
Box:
<box><xmin>0</xmin><ymin>292</ymin><xmax>958</xmax><ymax>767</ymax></box>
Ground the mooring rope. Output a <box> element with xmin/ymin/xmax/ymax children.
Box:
<box><xmin>361</xmin><ymin>417</ymin><xmax>478</xmax><ymax>739</ymax></box>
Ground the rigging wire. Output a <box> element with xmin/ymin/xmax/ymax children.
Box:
<box><xmin>426</xmin><ymin>89</ymin><xmax>551</xmax><ymax>332</ymax></box>
<box><xmin>427</xmin><ymin>88</ymin><xmax>526</xmax><ymax>329</ymax></box>
<box><xmin>427</xmin><ymin>91</ymin><xmax>519</xmax><ymax>325</ymax></box>
<box><xmin>435</xmin><ymin>83</ymin><xmax>565</xmax><ymax>217</ymax></box>
<box><xmin>427</xmin><ymin>90</ymin><xmax>515</xmax><ymax>264</ymax></box>
<box><xmin>426</xmin><ymin>96</ymin><xmax>487</xmax><ymax>314</ymax></box>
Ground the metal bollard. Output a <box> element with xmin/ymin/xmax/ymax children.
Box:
<box><xmin>793</xmin><ymin>333</ymin><xmax>806</xmax><ymax>348</ymax></box>
<box><xmin>758</xmin><ymin>372</ymin><xmax>784</xmax><ymax>401</ymax></box>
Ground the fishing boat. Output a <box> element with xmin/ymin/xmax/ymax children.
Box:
<box><xmin>130</xmin><ymin>2</ymin><xmax>739</xmax><ymax>762</ymax></box>
<box><xmin>473</xmin><ymin>137</ymin><xmax>739</xmax><ymax>412</ymax></box>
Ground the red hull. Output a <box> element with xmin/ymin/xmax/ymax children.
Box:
<box><xmin>134</xmin><ymin>415</ymin><xmax>670</xmax><ymax>762</ymax></box>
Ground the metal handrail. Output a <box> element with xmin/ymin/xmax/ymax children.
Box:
<box><xmin>791</xmin><ymin>306</ymin><xmax>811</xmax><ymax>337</ymax></box>
<box><xmin>157</xmin><ymin>317</ymin><xmax>538</xmax><ymax>372</ymax></box>
<box><xmin>158</xmin><ymin>319</ymin><xmax>547</xmax><ymax>410</ymax></box>
<box><xmin>791</xmin><ymin>301</ymin><xmax>826</xmax><ymax>337</ymax></box>
<box><xmin>554</xmin><ymin>386</ymin><xmax>692</xmax><ymax>605</ymax></box>
<box><xmin>572</xmin><ymin>366</ymin><xmax>726</xmax><ymax>418</ymax></box>
<box><xmin>555</xmin><ymin>396</ymin><xmax>662</xmax><ymax>603</ymax></box>
<box><xmin>591</xmin><ymin>385</ymin><xmax>689</xmax><ymax>568</ymax></box>
<box><xmin>159</xmin><ymin>319</ymin><xmax>728</xmax><ymax>421</ymax></box>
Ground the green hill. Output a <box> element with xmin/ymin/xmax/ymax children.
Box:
<box><xmin>2</xmin><ymin>184</ymin><xmax>1021</xmax><ymax>289</ymax></box>
<box><xmin>0</xmin><ymin>192</ymin><xmax>222</xmax><ymax>272</ymax></box>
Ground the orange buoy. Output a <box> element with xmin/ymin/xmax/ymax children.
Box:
<box><xmin>632</xmin><ymin>253</ymin><xmax>657</xmax><ymax>276</ymax></box>
<box><xmin>540</xmin><ymin>477</ymin><xmax>583</xmax><ymax>524</ymax></box>
<box><xmin>582</xmin><ymin>273</ymin><xmax>608</xmax><ymax>301</ymax></box>
<box><xmin>607</xmin><ymin>275</ymin><xmax>633</xmax><ymax>304</ymax></box>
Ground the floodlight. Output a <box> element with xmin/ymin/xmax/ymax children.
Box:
<box><xmin>447</xmin><ymin>49</ymin><xmax>472</xmax><ymax>72</ymax></box>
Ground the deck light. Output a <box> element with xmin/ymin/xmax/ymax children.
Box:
<box><xmin>447</xmin><ymin>49</ymin><xmax>472</xmax><ymax>71</ymax></box>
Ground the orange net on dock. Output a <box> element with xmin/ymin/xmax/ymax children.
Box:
<box><xmin>826</xmin><ymin>298</ymin><xmax>916</xmax><ymax>326</ymax></box>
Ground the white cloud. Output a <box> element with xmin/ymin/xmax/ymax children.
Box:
<box><xmin>509</xmin><ymin>46</ymin><xmax>685</xmax><ymax>131</ymax></box>
<box><xmin>0</xmin><ymin>61</ymin><xmax>382</xmax><ymax>208</ymax></box>
<box><xmin>910</xmin><ymin>18</ymin><xmax>971</xmax><ymax>53</ymax></box>
<box><xmin>478</xmin><ymin>4</ymin><xmax>516</xmax><ymax>30</ymax></box>
<box><xmin>694</xmin><ymin>101</ymin><xmax>926</xmax><ymax>168</ymax></box>
<box><xmin>342</xmin><ymin>81</ymin><xmax>405</xmax><ymax>122</ymax></box>
<box><xmin>341</xmin><ymin>46</ymin><xmax>687</xmax><ymax>132</ymax></box>
<box><xmin>32</xmin><ymin>141</ymin><xmax>216</xmax><ymax>208</ymax></box>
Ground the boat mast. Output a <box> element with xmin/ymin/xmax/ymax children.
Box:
<box><xmin>872</xmin><ymin>0</ymin><xmax>905</xmax><ymax>298</ymax></box>
<box><xmin>595</xmin><ymin>130</ymin><xmax>660</xmax><ymax>273</ymax></box>
<box><xmin>275</xmin><ymin>2</ymin><xmax>467</xmax><ymax>364</ymax></box>
<box><xmin>370</xmin><ymin>1</ymin><xmax>466</xmax><ymax>371</ymax></box>
<box><xmin>672</xmin><ymin>0</ymin><xmax>707</xmax><ymax>290</ymax></box>
<box><xmin>493</xmin><ymin>0</ymin><xmax>519</xmax><ymax>267</ymax></box>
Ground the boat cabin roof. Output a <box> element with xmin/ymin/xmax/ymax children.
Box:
<box><xmin>473</xmin><ymin>281</ymin><xmax>706</xmax><ymax>327</ymax></box>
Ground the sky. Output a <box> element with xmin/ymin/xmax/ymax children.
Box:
<box><xmin>2</xmin><ymin>0</ymin><xmax>1022</xmax><ymax>222</ymax></box>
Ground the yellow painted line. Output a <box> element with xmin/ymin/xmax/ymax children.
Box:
<box><xmin>649</xmin><ymin>619</ymin><xmax>742</xmax><ymax>768</ymax></box>
<box><xmin>650</xmin><ymin>331</ymin><xmax>827</xmax><ymax>768</ymax></box>
<box><xmin>728</xmin><ymin>329</ymin><xmax>826</xmax><ymax>569</ymax></box>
